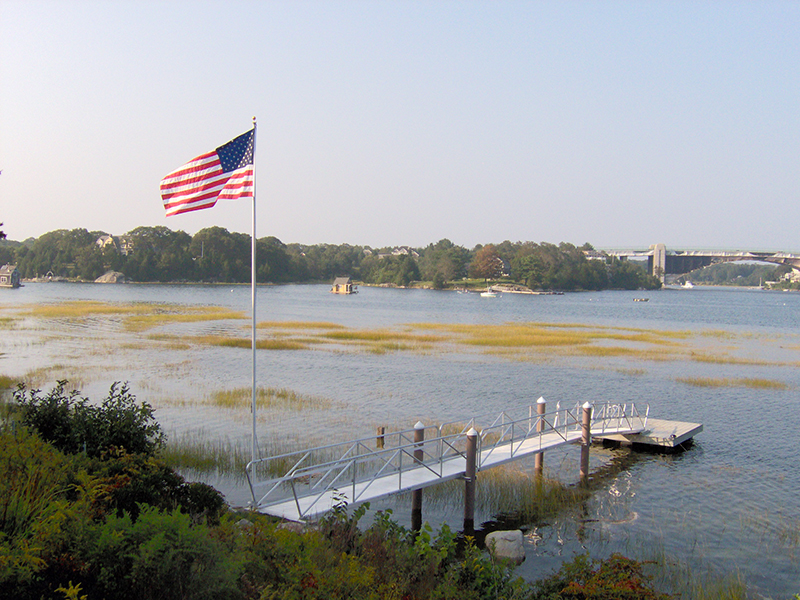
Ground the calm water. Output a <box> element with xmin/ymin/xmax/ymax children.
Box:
<box><xmin>1</xmin><ymin>282</ymin><xmax>799</xmax><ymax>597</ymax></box>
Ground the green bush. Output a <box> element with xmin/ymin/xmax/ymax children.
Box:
<box><xmin>13</xmin><ymin>380</ymin><xmax>164</xmax><ymax>457</ymax></box>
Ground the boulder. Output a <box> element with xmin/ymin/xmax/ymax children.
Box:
<box><xmin>95</xmin><ymin>270</ymin><xmax>126</xmax><ymax>283</ymax></box>
<box><xmin>485</xmin><ymin>529</ymin><xmax>525</xmax><ymax>565</ymax></box>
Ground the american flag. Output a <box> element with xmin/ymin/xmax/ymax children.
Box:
<box><xmin>160</xmin><ymin>128</ymin><xmax>255</xmax><ymax>217</ymax></box>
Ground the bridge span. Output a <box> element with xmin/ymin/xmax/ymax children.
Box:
<box><xmin>603</xmin><ymin>244</ymin><xmax>800</xmax><ymax>281</ymax></box>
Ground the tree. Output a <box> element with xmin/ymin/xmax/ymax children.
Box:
<box><xmin>469</xmin><ymin>244</ymin><xmax>503</xmax><ymax>280</ymax></box>
<box><xmin>256</xmin><ymin>236</ymin><xmax>291</xmax><ymax>282</ymax></box>
<box><xmin>124</xmin><ymin>226</ymin><xmax>193</xmax><ymax>282</ymax></box>
<box><xmin>418</xmin><ymin>239</ymin><xmax>470</xmax><ymax>285</ymax></box>
<box><xmin>190</xmin><ymin>227</ymin><xmax>249</xmax><ymax>282</ymax></box>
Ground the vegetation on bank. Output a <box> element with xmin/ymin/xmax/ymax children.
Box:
<box><xmin>1</xmin><ymin>380</ymin><xmax>712</xmax><ymax>600</ymax></box>
<box><xmin>0</xmin><ymin>227</ymin><xmax>661</xmax><ymax>291</ymax></box>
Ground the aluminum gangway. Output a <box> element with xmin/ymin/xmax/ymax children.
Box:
<box><xmin>245</xmin><ymin>401</ymin><xmax>648</xmax><ymax>521</ymax></box>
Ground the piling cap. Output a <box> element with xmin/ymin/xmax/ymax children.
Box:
<box><xmin>582</xmin><ymin>401</ymin><xmax>592</xmax><ymax>409</ymax></box>
<box><xmin>414</xmin><ymin>420</ymin><xmax>425</xmax><ymax>429</ymax></box>
<box><xmin>466</xmin><ymin>427</ymin><xmax>478</xmax><ymax>437</ymax></box>
<box><xmin>537</xmin><ymin>397</ymin><xmax>546</xmax><ymax>404</ymax></box>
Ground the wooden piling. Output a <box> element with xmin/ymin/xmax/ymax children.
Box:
<box><xmin>411</xmin><ymin>421</ymin><xmax>424</xmax><ymax>531</ymax></box>
<box><xmin>534</xmin><ymin>397</ymin><xmax>546</xmax><ymax>478</ymax></box>
<box><xmin>376</xmin><ymin>426</ymin><xmax>385</xmax><ymax>449</ymax></box>
<box><xmin>580</xmin><ymin>402</ymin><xmax>592</xmax><ymax>485</ymax></box>
<box><xmin>463</xmin><ymin>427</ymin><xmax>478</xmax><ymax>534</ymax></box>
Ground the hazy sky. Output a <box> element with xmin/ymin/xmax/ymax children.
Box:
<box><xmin>1</xmin><ymin>1</ymin><xmax>798</xmax><ymax>251</ymax></box>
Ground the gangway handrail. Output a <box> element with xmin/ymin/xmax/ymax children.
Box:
<box><xmin>245</xmin><ymin>400</ymin><xmax>650</xmax><ymax>519</ymax></box>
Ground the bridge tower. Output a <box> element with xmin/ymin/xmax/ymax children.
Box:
<box><xmin>649</xmin><ymin>243</ymin><xmax>667</xmax><ymax>283</ymax></box>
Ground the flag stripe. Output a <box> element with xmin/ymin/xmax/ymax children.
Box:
<box><xmin>160</xmin><ymin>129</ymin><xmax>254</xmax><ymax>217</ymax></box>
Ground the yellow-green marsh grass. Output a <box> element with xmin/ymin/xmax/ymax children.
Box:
<box><xmin>0</xmin><ymin>316</ymin><xmax>19</xmax><ymax>329</ymax></box>
<box><xmin>189</xmin><ymin>334</ymin><xmax>310</xmax><ymax>351</ymax></box>
<box><xmin>319</xmin><ymin>328</ymin><xmax>445</xmax><ymax>344</ymax></box>
<box><xmin>123</xmin><ymin>307</ymin><xmax>246</xmax><ymax>332</ymax></box>
<box><xmin>676</xmin><ymin>377</ymin><xmax>790</xmax><ymax>390</ymax></box>
<box><xmin>17</xmin><ymin>368</ymin><xmax>87</xmax><ymax>391</ymax></box>
<box><xmin>21</xmin><ymin>300</ymin><xmax>246</xmax><ymax>332</ymax></box>
<box><xmin>209</xmin><ymin>387</ymin><xmax>333</xmax><ymax>411</ymax></box>
<box><xmin>257</xmin><ymin>320</ymin><xmax>345</xmax><ymax>330</ymax></box>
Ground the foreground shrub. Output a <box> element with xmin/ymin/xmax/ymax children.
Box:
<box><xmin>530</xmin><ymin>553</ymin><xmax>670</xmax><ymax>600</ymax></box>
<box><xmin>81</xmin><ymin>506</ymin><xmax>242</xmax><ymax>600</ymax></box>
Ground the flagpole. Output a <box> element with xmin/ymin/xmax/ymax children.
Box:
<box><xmin>251</xmin><ymin>116</ymin><xmax>258</xmax><ymax>478</ymax></box>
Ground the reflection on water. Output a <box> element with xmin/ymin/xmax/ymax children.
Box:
<box><xmin>1</xmin><ymin>283</ymin><xmax>799</xmax><ymax>597</ymax></box>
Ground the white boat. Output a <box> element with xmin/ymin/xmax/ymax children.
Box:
<box><xmin>480</xmin><ymin>287</ymin><xmax>497</xmax><ymax>298</ymax></box>
<box><xmin>682</xmin><ymin>281</ymin><xmax>694</xmax><ymax>289</ymax></box>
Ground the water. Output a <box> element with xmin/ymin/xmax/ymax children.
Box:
<box><xmin>1</xmin><ymin>282</ymin><xmax>799</xmax><ymax>597</ymax></box>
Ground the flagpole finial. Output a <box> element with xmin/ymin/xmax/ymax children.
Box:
<box><xmin>252</xmin><ymin>116</ymin><xmax>256</xmax><ymax>125</ymax></box>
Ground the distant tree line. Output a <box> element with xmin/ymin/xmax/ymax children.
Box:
<box><xmin>0</xmin><ymin>226</ymin><xmax>662</xmax><ymax>291</ymax></box>
<box><xmin>682</xmin><ymin>262</ymin><xmax>788</xmax><ymax>287</ymax></box>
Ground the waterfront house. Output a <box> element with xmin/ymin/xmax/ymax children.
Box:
<box><xmin>331</xmin><ymin>276</ymin><xmax>357</xmax><ymax>294</ymax></box>
<box><xmin>0</xmin><ymin>264</ymin><xmax>20</xmax><ymax>288</ymax></box>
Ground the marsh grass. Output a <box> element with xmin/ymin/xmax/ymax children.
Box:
<box><xmin>22</xmin><ymin>300</ymin><xmax>247</xmax><ymax>332</ymax></box>
<box><xmin>209</xmin><ymin>387</ymin><xmax>333</xmax><ymax>410</ymax></box>
<box><xmin>688</xmin><ymin>352</ymin><xmax>774</xmax><ymax>366</ymax></box>
<box><xmin>676</xmin><ymin>376</ymin><xmax>790</xmax><ymax>390</ymax></box>
<box><xmin>190</xmin><ymin>334</ymin><xmax>310</xmax><ymax>351</ymax></box>
<box><xmin>257</xmin><ymin>320</ymin><xmax>345</xmax><ymax>330</ymax></box>
<box><xmin>646</xmin><ymin>554</ymin><xmax>748</xmax><ymax>600</ymax></box>
<box><xmin>0</xmin><ymin>316</ymin><xmax>18</xmax><ymax>329</ymax></box>
<box><xmin>124</xmin><ymin>308</ymin><xmax>246</xmax><ymax>332</ymax></box>
<box><xmin>161</xmin><ymin>435</ymin><xmax>251</xmax><ymax>478</ymax></box>
<box><xmin>616</xmin><ymin>367</ymin><xmax>647</xmax><ymax>376</ymax></box>
<box><xmin>20</xmin><ymin>366</ymin><xmax>86</xmax><ymax>390</ymax></box>
<box><xmin>421</xmin><ymin>466</ymin><xmax>590</xmax><ymax>522</ymax></box>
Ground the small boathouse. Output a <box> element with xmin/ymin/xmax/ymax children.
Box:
<box><xmin>0</xmin><ymin>264</ymin><xmax>20</xmax><ymax>288</ymax></box>
<box><xmin>331</xmin><ymin>276</ymin><xmax>357</xmax><ymax>294</ymax></box>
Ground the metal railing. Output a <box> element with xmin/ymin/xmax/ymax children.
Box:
<box><xmin>245</xmin><ymin>401</ymin><xmax>649</xmax><ymax>519</ymax></box>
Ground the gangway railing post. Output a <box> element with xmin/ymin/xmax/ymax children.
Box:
<box><xmin>463</xmin><ymin>427</ymin><xmax>478</xmax><ymax>535</ymax></box>
<box><xmin>580</xmin><ymin>402</ymin><xmax>592</xmax><ymax>486</ymax></box>
<box><xmin>534</xmin><ymin>396</ymin><xmax>546</xmax><ymax>478</ymax></box>
<box><xmin>412</xmin><ymin>421</ymin><xmax>424</xmax><ymax>531</ymax></box>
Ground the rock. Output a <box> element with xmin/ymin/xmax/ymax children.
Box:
<box><xmin>95</xmin><ymin>270</ymin><xmax>126</xmax><ymax>283</ymax></box>
<box><xmin>277</xmin><ymin>520</ymin><xmax>306</xmax><ymax>534</ymax></box>
<box><xmin>485</xmin><ymin>530</ymin><xmax>525</xmax><ymax>565</ymax></box>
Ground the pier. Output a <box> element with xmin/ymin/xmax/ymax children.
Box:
<box><xmin>245</xmin><ymin>400</ymin><xmax>700</xmax><ymax>525</ymax></box>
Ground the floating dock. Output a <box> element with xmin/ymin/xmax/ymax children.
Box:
<box><xmin>593</xmin><ymin>418</ymin><xmax>703</xmax><ymax>449</ymax></box>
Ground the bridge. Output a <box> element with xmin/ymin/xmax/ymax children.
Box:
<box><xmin>602</xmin><ymin>244</ymin><xmax>800</xmax><ymax>282</ymax></box>
<box><xmin>245</xmin><ymin>400</ymin><xmax>700</xmax><ymax>527</ymax></box>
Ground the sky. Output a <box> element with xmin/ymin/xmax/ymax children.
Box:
<box><xmin>1</xmin><ymin>1</ymin><xmax>798</xmax><ymax>252</ymax></box>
